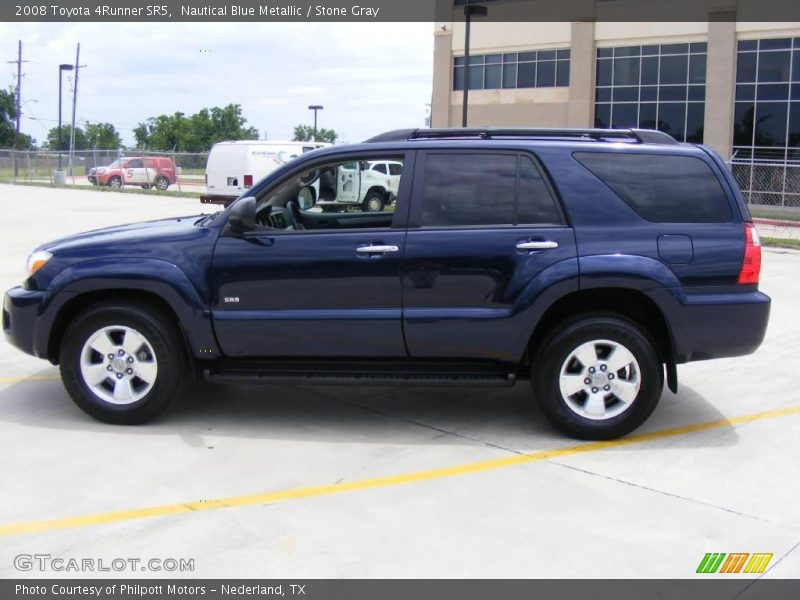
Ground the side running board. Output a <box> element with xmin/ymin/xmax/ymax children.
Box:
<box><xmin>203</xmin><ymin>361</ymin><xmax>517</xmax><ymax>387</ymax></box>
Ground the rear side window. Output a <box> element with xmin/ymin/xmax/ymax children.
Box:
<box><xmin>389</xmin><ymin>163</ymin><xmax>403</xmax><ymax>176</ymax></box>
<box><xmin>422</xmin><ymin>153</ymin><xmax>561</xmax><ymax>227</ymax></box>
<box><xmin>518</xmin><ymin>157</ymin><xmax>561</xmax><ymax>224</ymax></box>
<box><xmin>573</xmin><ymin>152</ymin><xmax>732</xmax><ymax>223</ymax></box>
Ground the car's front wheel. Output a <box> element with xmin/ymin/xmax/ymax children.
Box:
<box><xmin>362</xmin><ymin>191</ymin><xmax>385</xmax><ymax>212</ymax></box>
<box><xmin>107</xmin><ymin>176</ymin><xmax>122</xmax><ymax>189</ymax></box>
<box><xmin>532</xmin><ymin>313</ymin><xmax>662</xmax><ymax>440</ymax></box>
<box><xmin>59</xmin><ymin>301</ymin><xmax>185</xmax><ymax>424</ymax></box>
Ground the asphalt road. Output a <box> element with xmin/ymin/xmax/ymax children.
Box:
<box><xmin>0</xmin><ymin>184</ymin><xmax>798</xmax><ymax>579</ymax></box>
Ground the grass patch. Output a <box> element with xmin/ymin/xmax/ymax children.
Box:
<box><xmin>750</xmin><ymin>207</ymin><xmax>800</xmax><ymax>222</ymax></box>
<box><xmin>0</xmin><ymin>167</ymin><xmax>86</xmax><ymax>178</ymax></box>
<box><xmin>0</xmin><ymin>180</ymin><xmax>202</xmax><ymax>199</ymax></box>
<box><xmin>761</xmin><ymin>236</ymin><xmax>800</xmax><ymax>249</ymax></box>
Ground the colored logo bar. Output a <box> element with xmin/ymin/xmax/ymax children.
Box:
<box><xmin>697</xmin><ymin>553</ymin><xmax>773</xmax><ymax>574</ymax></box>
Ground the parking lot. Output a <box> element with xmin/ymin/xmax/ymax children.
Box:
<box><xmin>0</xmin><ymin>183</ymin><xmax>798</xmax><ymax>579</ymax></box>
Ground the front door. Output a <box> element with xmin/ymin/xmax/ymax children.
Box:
<box><xmin>336</xmin><ymin>162</ymin><xmax>360</xmax><ymax>204</ymax></box>
<box><xmin>123</xmin><ymin>159</ymin><xmax>149</xmax><ymax>185</ymax></box>
<box><xmin>210</xmin><ymin>152</ymin><xmax>412</xmax><ymax>358</ymax></box>
<box><xmin>402</xmin><ymin>150</ymin><xmax>578</xmax><ymax>363</ymax></box>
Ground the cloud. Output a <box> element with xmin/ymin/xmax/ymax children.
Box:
<box><xmin>0</xmin><ymin>22</ymin><xmax>433</xmax><ymax>145</ymax></box>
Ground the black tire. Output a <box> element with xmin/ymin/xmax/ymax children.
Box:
<box><xmin>155</xmin><ymin>176</ymin><xmax>170</xmax><ymax>191</ymax></box>
<box><xmin>59</xmin><ymin>301</ymin><xmax>186</xmax><ymax>424</ymax></box>
<box><xmin>362</xmin><ymin>191</ymin><xmax>385</xmax><ymax>212</ymax></box>
<box><xmin>107</xmin><ymin>176</ymin><xmax>122</xmax><ymax>189</ymax></box>
<box><xmin>532</xmin><ymin>313</ymin><xmax>663</xmax><ymax>440</ymax></box>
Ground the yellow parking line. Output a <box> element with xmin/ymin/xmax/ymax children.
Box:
<box><xmin>0</xmin><ymin>374</ymin><xmax>60</xmax><ymax>384</ymax></box>
<box><xmin>0</xmin><ymin>404</ymin><xmax>798</xmax><ymax>538</ymax></box>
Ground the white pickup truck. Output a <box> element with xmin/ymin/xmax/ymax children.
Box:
<box><xmin>299</xmin><ymin>160</ymin><xmax>403</xmax><ymax>212</ymax></box>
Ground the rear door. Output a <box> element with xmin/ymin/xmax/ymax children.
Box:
<box><xmin>402</xmin><ymin>150</ymin><xmax>578</xmax><ymax>362</ymax></box>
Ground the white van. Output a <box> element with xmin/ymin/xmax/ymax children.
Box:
<box><xmin>202</xmin><ymin>140</ymin><xmax>328</xmax><ymax>205</ymax></box>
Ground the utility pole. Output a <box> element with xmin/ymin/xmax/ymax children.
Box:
<box><xmin>68</xmin><ymin>43</ymin><xmax>85</xmax><ymax>177</ymax></box>
<box><xmin>462</xmin><ymin>4</ymin><xmax>488</xmax><ymax>128</ymax></box>
<box><xmin>6</xmin><ymin>40</ymin><xmax>28</xmax><ymax>176</ymax></box>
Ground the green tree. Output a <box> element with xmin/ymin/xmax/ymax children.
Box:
<box><xmin>45</xmin><ymin>125</ymin><xmax>88</xmax><ymax>150</ymax></box>
<box><xmin>84</xmin><ymin>122</ymin><xmax>121</xmax><ymax>149</ymax></box>
<box><xmin>0</xmin><ymin>89</ymin><xmax>35</xmax><ymax>149</ymax></box>
<box><xmin>293</xmin><ymin>124</ymin><xmax>338</xmax><ymax>144</ymax></box>
<box><xmin>134</xmin><ymin>104</ymin><xmax>259</xmax><ymax>151</ymax></box>
<box><xmin>0</xmin><ymin>89</ymin><xmax>17</xmax><ymax>147</ymax></box>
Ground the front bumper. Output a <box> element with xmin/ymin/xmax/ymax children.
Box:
<box><xmin>3</xmin><ymin>286</ymin><xmax>50</xmax><ymax>359</ymax></box>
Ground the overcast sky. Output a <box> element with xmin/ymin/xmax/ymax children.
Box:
<box><xmin>1</xmin><ymin>22</ymin><xmax>433</xmax><ymax>147</ymax></box>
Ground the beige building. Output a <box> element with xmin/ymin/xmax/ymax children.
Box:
<box><xmin>431</xmin><ymin>13</ymin><xmax>800</xmax><ymax>163</ymax></box>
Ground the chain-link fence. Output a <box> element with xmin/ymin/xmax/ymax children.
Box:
<box><xmin>728</xmin><ymin>159</ymin><xmax>800</xmax><ymax>243</ymax></box>
<box><xmin>0</xmin><ymin>149</ymin><xmax>209</xmax><ymax>194</ymax></box>
<box><xmin>1</xmin><ymin>147</ymin><xmax>798</xmax><ymax>241</ymax></box>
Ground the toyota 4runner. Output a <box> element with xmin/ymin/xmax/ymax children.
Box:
<box><xmin>3</xmin><ymin>128</ymin><xmax>770</xmax><ymax>439</ymax></box>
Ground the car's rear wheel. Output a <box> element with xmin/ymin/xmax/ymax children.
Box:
<box><xmin>532</xmin><ymin>313</ymin><xmax>662</xmax><ymax>440</ymax></box>
<box><xmin>362</xmin><ymin>191</ymin><xmax>385</xmax><ymax>212</ymax></box>
<box><xmin>59</xmin><ymin>301</ymin><xmax>185</xmax><ymax>424</ymax></box>
<box><xmin>107</xmin><ymin>176</ymin><xmax>122</xmax><ymax>189</ymax></box>
<box><xmin>155</xmin><ymin>176</ymin><xmax>170</xmax><ymax>191</ymax></box>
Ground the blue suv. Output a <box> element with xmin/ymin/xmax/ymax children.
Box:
<box><xmin>2</xmin><ymin>128</ymin><xmax>770</xmax><ymax>439</ymax></box>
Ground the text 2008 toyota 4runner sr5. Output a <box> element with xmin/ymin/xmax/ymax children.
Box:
<box><xmin>3</xmin><ymin>128</ymin><xmax>770</xmax><ymax>439</ymax></box>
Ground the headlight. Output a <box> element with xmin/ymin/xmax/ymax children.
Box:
<box><xmin>26</xmin><ymin>251</ymin><xmax>52</xmax><ymax>276</ymax></box>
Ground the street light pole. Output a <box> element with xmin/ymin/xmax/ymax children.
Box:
<box><xmin>308</xmin><ymin>105</ymin><xmax>324</xmax><ymax>141</ymax></box>
<box><xmin>462</xmin><ymin>3</ymin><xmax>488</xmax><ymax>128</ymax></box>
<box><xmin>57</xmin><ymin>63</ymin><xmax>74</xmax><ymax>171</ymax></box>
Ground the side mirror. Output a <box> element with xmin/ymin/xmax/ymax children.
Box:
<box><xmin>225</xmin><ymin>196</ymin><xmax>256</xmax><ymax>235</ymax></box>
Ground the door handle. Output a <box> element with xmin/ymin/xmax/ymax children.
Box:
<box><xmin>516</xmin><ymin>240</ymin><xmax>559</xmax><ymax>250</ymax></box>
<box><xmin>356</xmin><ymin>245</ymin><xmax>400</xmax><ymax>254</ymax></box>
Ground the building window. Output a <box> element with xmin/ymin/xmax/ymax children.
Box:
<box><xmin>594</xmin><ymin>43</ymin><xmax>707</xmax><ymax>143</ymax></box>
<box><xmin>733</xmin><ymin>37</ymin><xmax>800</xmax><ymax>161</ymax></box>
<box><xmin>453</xmin><ymin>49</ymin><xmax>570</xmax><ymax>91</ymax></box>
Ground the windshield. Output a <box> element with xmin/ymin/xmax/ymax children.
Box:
<box><xmin>106</xmin><ymin>159</ymin><xmax>121</xmax><ymax>168</ymax></box>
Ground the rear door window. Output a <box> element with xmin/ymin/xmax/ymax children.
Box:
<box><xmin>573</xmin><ymin>152</ymin><xmax>732</xmax><ymax>223</ymax></box>
<box><xmin>421</xmin><ymin>153</ymin><xmax>562</xmax><ymax>227</ymax></box>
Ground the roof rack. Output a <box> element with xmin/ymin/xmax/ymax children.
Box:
<box><xmin>364</xmin><ymin>128</ymin><xmax>679</xmax><ymax>145</ymax></box>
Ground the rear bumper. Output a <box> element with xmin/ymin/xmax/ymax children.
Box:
<box><xmin>650</xmin><ymin>288</ymin><xmax>771</xmax><ymax>363</ymax></box>
<box><xmin>3</xmin><ymin>286</ymin><xmax>50</xmax><ymax>359</ymax></box>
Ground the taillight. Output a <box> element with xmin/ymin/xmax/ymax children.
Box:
<box><xmin>737</xmin><ymin>222</ymin><xmax>762</xmax><ymax>285</ymax></box>
<box><xmin>243</xmin><ymin>175</ymin><xmax>253</xmax><ymax>188</ymax></box>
